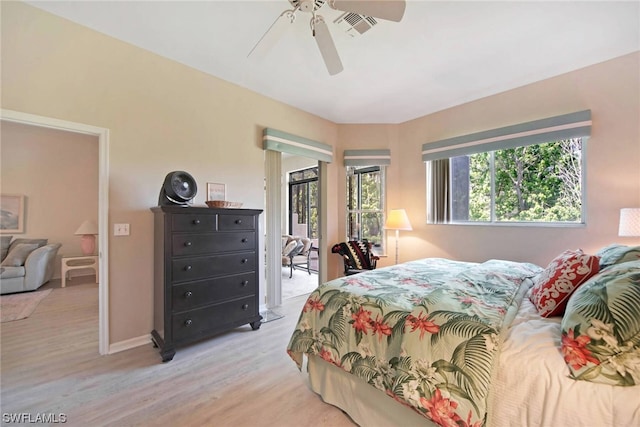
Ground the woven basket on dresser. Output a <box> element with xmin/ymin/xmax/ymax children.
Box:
<box><xmin>205</xmin><ymin>200</ymin><xmax>243</xmax><ymax>208</ymax></box>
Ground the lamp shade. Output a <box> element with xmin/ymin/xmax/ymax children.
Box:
<box><xmin>619</xmin><ymin>208</ymin><xmax>640</xmax><ymax>237</ymax></box>
<box><xmin>384</xmin><ymin>209</ymin><xmax>412</xmax><ymax>231</ymax></box>
<box><xmin>75</xmin><ymin>220</ymin><xmax>98</xmax><ymax>236</ymax></box>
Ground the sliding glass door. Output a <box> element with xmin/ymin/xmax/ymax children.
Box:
<box><xmin>288</xmin><ymin>167</ymin><xmax>318</xmax><ymax>239</ymax></box>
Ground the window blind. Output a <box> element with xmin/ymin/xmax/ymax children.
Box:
<box><xmin>343</xmin><ymin>149</ymin><xmax>391</xmax><ymax>166</ymax></box>
<box><xmin>263</xmin><ymin>128</ymin><xmax>333</xmax><ymax>163</ymax></box>
<box><xmin>421</xmin><ymin>110</ymin><xmax>592</xmax><ymax>162</ymax></box>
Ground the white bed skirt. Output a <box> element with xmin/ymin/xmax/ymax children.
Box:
<box><xmin>307</xmin><ymin>354</ymin><xmax>436</xmax><ymax>427</ymax></box>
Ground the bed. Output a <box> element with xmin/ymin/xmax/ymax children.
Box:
<box><xmin>287</xmin><ymin>247</ymin><xmax>640</xmax><ymax>427</ymax></box>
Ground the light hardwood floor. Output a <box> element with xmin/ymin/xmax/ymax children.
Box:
<box><xmin>0</xmin><ymin>281</ymin><xmax>355</xmax><ymax>426</ymax></box>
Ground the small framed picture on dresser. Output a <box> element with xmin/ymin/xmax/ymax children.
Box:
<box><xmin>206</xmin><ymin>183</ymin><xmax>226</xmax><ymax>201</ymax></box>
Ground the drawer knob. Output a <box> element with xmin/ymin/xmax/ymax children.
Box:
<box><xmin>184</xmin><ymin>319</ymin><xmax>193</xmax><ymax>326</ymax></box>
<box><xmin>184</xmin><ymin>241</ymin><xmax>192</xmax><ymax>247</ymax></box>
<box><xmin>235</xmin><ymin>219</ymin><xmax>242</xmax><ymax>225</ymax></box>
<box><xmin>241</xmin><ymin>258</ymin><xmax>248</xmax><ymax>264</ymax></box>
<box><xmin>241</xmin><ymin>238</ymin><xmax>248</xmax><ymax>243</ymax></box>
<box><xmin>184</xmin><ymin>291</ymin><xmax>193</xmax><ymax>298</ymax></box>
<box><xmin>193</xmin><ymin>219</ymin><xmax>201</xmax><ymax>225</ymax></box>
<box><xmin>184</xmin><ymin>265</ymin><xmax>192</xmax><ymax>271</ymax></box>
<box><xmin>241</xmin><ymin>280</ymin><xmax>249</xmax><ymax>287</ymax></box>
<box><xmin>242</xmin><ymin>304</ymin><xmax>249</xmax><ymax>310</ymax></box>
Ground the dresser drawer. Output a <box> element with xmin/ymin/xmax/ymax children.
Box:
<box><xmin>218</xmin><ymin>214</ymin><xmax>256</xmax><ymax>231</ymax></box>
<box><xmin>172</xmin><ymin>252</ymin><xmax>256</xmax><ymax>283</ymax></box>
<box><xmin>172</xmin><ymin>296</ymin><xmax>257</xmax><ymax>342</ymax></box>
<box><xmin>172</xmin><ymin>214</ymin><xmax>217</xmax><ymax>232</ymax></box>
<box><xmin>172</xmin><ymin>232</ymin><xmax>255</xmax><ymax>257</ymax></box>
<box><xmin>172</xmin><ymin>272</ymin><xmax>255</xmax><ymax>312</ymax></box>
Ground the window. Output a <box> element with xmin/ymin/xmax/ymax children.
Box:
<box><xmin>423</xmin><ymin>111</ymin><xmax>591</xmax><ymax>225</ymax></box>
<box><xmin>289</xmin><ymin>167</ymin><xmax>318</xmax><ymax>238</ymax></box>
<box><xmin>428</xmin><ymin>138</ymin><xmax>585</xmax><ymax>224</ymax></box>
<box><xmin>347</xmin><ymin>165</ymin><xmax>386</xmax><ymax>252</ymax></box>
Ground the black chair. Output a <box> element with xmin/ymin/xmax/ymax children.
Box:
<box><xmin>331</xmin><ymin>240</ymin><xmax>379</xmax><ymax>276</ymax></box>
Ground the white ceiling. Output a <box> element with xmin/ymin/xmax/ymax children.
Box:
<box><xmin>26</xmin><ymin>1</ymin><xmax>640</xmax><ymax>124</ymax></box>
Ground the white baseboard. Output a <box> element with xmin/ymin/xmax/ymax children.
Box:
<box><xmin>108</xmin><ymin>306</ymin><xmax>275</xmax><ymax>354</ymax></box>
<box><xmin>108</xmin><ymin>334</ymin><xmax>151</xmax><ymax>354</ymax></box>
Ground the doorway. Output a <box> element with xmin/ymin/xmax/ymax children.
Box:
<box><xmin>283</xmin><ymin>162</ymin><xmax>319</xmax><ymax>299</ymax></box>
<box><xmin>1</xmin><ymin>109</ymin><xmax>110</xmax><ymax>355</ymax></box>
<box><xmin>264</xmin><ymin>151</ymin><xmax>328</xmax><ymax>310</ymax></box>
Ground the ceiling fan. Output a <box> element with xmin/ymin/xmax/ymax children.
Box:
<box><xmin>248</xmin><ymin>0</ymin><xmax>406</xmax><ymax>76</ymax></box>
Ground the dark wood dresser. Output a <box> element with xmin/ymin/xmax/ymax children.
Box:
<box><xmin>150</xmin><ymin>206</ymin><xmax>263</xmax><ymax>362</ymax></box>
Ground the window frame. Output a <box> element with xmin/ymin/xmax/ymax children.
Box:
<box><xmin>346</xmin><ymin>165</ymin><xmax>387</xmax><ymax>254</ymax></box>
<box><xmin>288</xmin><ymin>166</ymin><xmax>319</xmax><ymax>238</ymax></box>
<box><xmin>427</xmin><ymin>137</ymin><xmax>588</xmax><ymax>227</ymax></box>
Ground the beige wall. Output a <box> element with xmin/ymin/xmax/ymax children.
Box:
<box><xmin>1</xmin><ymin>2</ymin><xmax>339</xmax><ymax>344</ymax></box>
<box><xmin>0</xmin><ymin>121</ymin><xmax>99</xmax><ymax>278</ymax></box>
<box><xmin>3</xmin><ymin>1</ymin><xmax>639</xmax><ymax>347</ymax></box>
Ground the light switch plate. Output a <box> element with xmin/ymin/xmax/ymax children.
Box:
<box><xmin>114</xmin><ymin>223</ymin><xmax>130</xmax><ymax>236</ymax></box>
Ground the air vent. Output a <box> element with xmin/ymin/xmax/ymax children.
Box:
<box><xmin>334</xmin><ymin>12</ymin><xmax>378</xmax><ymax>37</ymax></box>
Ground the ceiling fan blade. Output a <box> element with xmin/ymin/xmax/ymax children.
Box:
<box><xmin>248</xmin><ymin>10</ymin><xmax>295</xmax><ymax>60</ymax></box>
<box><xmin>313</xmin><ymin>16</ymin><xmax>343</xmax><ymax>76</ymax></box>
<box><xmin>330</xmin><ymin>0</ymin><xmax>406</xmax><ymax>22</ymax></box>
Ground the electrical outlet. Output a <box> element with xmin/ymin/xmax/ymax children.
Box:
<box><xmin>114</xmin><ymin>223</ymin><xmax>130</xmax><ymax>236</ymax></box>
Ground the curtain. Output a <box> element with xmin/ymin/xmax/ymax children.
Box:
<box><xmin>429</xmin><ymin>159</ymin><xmax>450</xmax><ymax>223</ymax></box>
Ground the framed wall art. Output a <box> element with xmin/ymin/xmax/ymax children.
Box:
<box><xmin>0</xmin><ymin>194</ymin><xmax>25</xmax><ymax>233</ymax></box>
<box><xmin>206</xmin><ymin>183</ymin><xmax>226</xmax><ymax>201</ymax></box>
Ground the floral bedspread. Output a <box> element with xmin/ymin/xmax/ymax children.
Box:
<box><xmin>287</xmin><ymin>258</ymin><xmax>542</xmax><ymax>427</ymax></box>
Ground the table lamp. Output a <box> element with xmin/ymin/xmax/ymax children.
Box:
<box><xmin>619</xmin><ymin>208</ymin><xmax>640</xmax><ymax>237</ymax></box>
<box><xmin>384</xmin><ymin>209</ymin><xmax>412</xmax><ymax>264</ymax></box>
<box><xmin>75</xmin><ymin>220</ymin><xmax>98</xmax><ymax>255</ymax></box>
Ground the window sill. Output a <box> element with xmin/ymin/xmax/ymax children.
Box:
<box><xmin>434</xmin><ymin>221</ymin><xmax>586</xmax><ymax>228</ymax></box>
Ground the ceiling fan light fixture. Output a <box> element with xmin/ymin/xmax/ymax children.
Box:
<box><xmin>298</xmin><ymin>0</ymin><xmax>316</xmax><ymax>13</ymax></box>
<box><xmin>290</xmin><ymin>0</ymin><xmax>326</xmax><ymax>13</ymax></box>
<box><xmin>250</xmin><ymin>0</ymin><xmax>405</xmax><ymax>75</ymax></box>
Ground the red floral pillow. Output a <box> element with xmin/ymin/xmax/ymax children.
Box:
<box><xmin>529</xmin><ymin>249</ymin><xmax>599</xmax><ymax>317</ymax></box>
